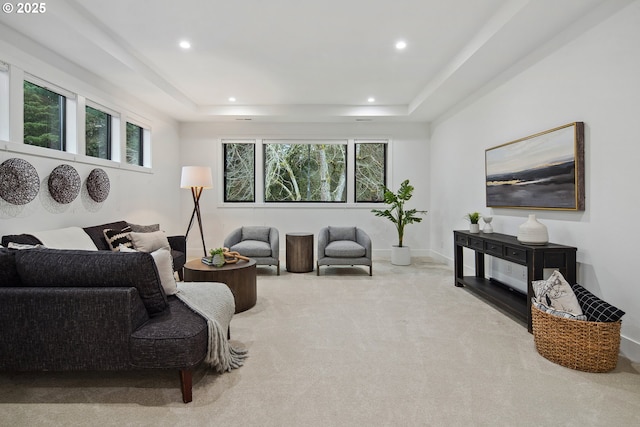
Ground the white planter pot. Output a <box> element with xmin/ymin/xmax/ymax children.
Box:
<box><xmin>469</xmin><ymin>223</ymin><xmax>480</xmax><ymax>233</ymax></box>
<box><xmin>391</xmin><ymin>245</ymin><xmax>411</xmax><ymax>266</ymax></box>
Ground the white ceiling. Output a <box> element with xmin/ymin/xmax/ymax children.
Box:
<box><xmin>0</xmin><ymin>0</ymin><xmax>624</xmax><ymax>123</ymax></box>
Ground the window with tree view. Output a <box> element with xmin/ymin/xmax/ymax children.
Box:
<box><xmin>86</xmin><ymin>106</ymin><xmax>111</xmax><ymax>159</ymax></box>
<box><xmin>264</xmin><ymin>142</ymin><xmax>347</xmax><ymax>202</ymax></box>
<box><xmin>126</xmin><ymin>122</ymin><xmax>143</xmax><ymax>166</ymax></box>
<box><xmin>224</xmin><ymin>142</ymin><xmax>255</xmax><ymax>202</ymax></box>
<box><xmin>355</xmin><ymin>142</ymin><xmax>387</xmax><ymax>202</ymax></box>
<box><xmin>23</xmin><ymin>81</ymin><xmax>65</xmax><ymax>150</ymax></box>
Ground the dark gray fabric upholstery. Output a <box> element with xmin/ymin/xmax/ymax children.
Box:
<box><xmin>0</xmin><ymin>287</ymin><xmax>147</xmax><ymax>370</ymax></box>
<box><xmin>15</xmin><ymin>248</ymin><xmax>168</xmax><ymax>316</ymax></box>
<box><xmin>0</xmin><ymin>247</ymin><xmax>210</xmax><ymax>402</ymax></box>
<box><xmin>0</xmin><ymin>248</ymin><xmax>21</xmax><ymax>287</ymax></box>
<box><xmin>130</xmin><ymin>296</ymin><xmax>208</xmax><ymax>369</ymax></box>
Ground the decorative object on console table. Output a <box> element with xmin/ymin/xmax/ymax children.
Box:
<box><xmin>453</xmin><ymin>230</ymin><xmax>577</xmax><ymax>332</ymax></box>
<box><xmin>485</xmin><ymin>122</ymin><xmax>585</xmax><ymax>210</ymax></box>
<box><xmin>465</xmin><ymin>212</ymin><xmax>481</xmax><ymax>234</ymax></box>
<box><xmin>181</xmin><ymin>166</ymin><xmax>213</xmax><ymax>257</ymax></box>
<box><xmin>517</xmin><ymin>214</ymin><xmax>548</xmax><ymax>245</ymax></box>
<box><xmin>482</xmin><ymin>216</ymin><xmax>493</xmax><ymax>233</ymax></box>
<box><xmin>371</xmin><ymin>179</ymin><xmax>427</xmax><ymax>266</ymax></box>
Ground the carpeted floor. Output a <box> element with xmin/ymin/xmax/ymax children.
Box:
<box><xmin>1</xmin><ymin>258</ymin><xmax>639</xmax><ymax>426</ymax></box>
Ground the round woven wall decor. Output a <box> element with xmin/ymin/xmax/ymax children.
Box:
<box><xmin>86</xmin><ymin>168</ymin><xmax>110</xmax><ymax>202</ymax></box>
<box><xmin>0</xmin><ymin>158</ymin><xmax>40</xmax><ymax>205</ymax></box>
<box><xmin>48</xmin><ymin>164</ymin><xmax>81</xmax><ymax>204</ymax></box>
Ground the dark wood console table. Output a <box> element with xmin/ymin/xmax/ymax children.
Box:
<box><xmin>454</xmin><ymin>230</ymin><xmax>577</xmax><ymax>332</ymax></box>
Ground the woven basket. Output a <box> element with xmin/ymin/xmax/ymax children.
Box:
<box><xmin>531</xmin><ymin>304</ymin><xmax>621</xmax><ymax>373</ymax></box>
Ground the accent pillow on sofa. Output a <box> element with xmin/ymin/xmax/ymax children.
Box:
<box><xmin>103</xmin><ymin>226</ymin><xmax>133</xmax><ymax>251</ymax></box>
<box><xmin>31</xmin><ymin>227</ymin><xmax>98</xmax><ymax>251</ymax></box>
<box><xmin>531</xmin><ymin>270</ymin><xmax>583</xmax><ymax>316</ymax></box>
<box><xmin>130</xmin><ymin>230</ymin><xmax>170</xmax><ymax>253</ymax></box>
<box><xmin>120</xmin><ymin>245</ymin><xmax>177</xmax><ymax>295</ymax></box>
<box><xmin>127</xmin><ymin>223</ymin><xmax>160</xmax><ymax>233</ymax></box>
<box><xmin>570</xmin><ymin>283</ymin><xmax>625</xmax><ymax>322</ymax></box>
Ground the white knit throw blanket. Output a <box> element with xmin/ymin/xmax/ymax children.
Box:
<box><xmin>176</xmin><ymin>282</ymin><xmax>248</xmax><ymax>372</ymax></box>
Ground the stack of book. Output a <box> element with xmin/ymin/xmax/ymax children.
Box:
<box><xmin>201</xmin><ymin>257</ymin><xmax>214</xmax><ymax>266</ymax></box>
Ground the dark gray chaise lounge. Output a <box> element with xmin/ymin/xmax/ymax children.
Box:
<box><xmin>0</xmin><ymin>247</ymin><xmax>207</xmax><ymax>403</ymax></box>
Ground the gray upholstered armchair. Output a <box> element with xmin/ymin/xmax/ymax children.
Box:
<box><xmin>224</xmin><ymin>226</ymin><xmax>280</xmax><ymax>275</ymax></box>
<box><xmin>317</xmin><ymin>226</ymin><xmax>372</xmax><ymax>276</ymax></box>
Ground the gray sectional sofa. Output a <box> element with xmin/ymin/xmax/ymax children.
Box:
<box><xmin>0</xmin><ymin>246</ymin><xmax>207</xmax><ymax>403</ymax></box>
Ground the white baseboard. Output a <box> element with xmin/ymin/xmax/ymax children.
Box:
<box><xmin>620</xmin><ymin>337</ymin><xmax>640</xmax><ymax>363</ymax></box>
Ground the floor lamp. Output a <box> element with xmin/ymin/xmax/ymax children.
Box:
<box><xmin>181</xmin><ymin>166</ymin><xmax>213</xmax><ymax>257</ymax></box>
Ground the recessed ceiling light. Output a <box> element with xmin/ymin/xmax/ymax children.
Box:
<box><xmin>395</xmin><ymin>40</ymin><xmax>407</xmax><ymax>50</ymax></box>
<box><xmin>179</xmin><ymin>40</ymin><xmax>191</xmax><ymax>49</ymax></box>
<box><xmin>228</xmin><ymin>97</ymin><xmax>236</xmax><ymax>102</ymax></box>
<box><xmin>367</xmin><ymin>97</ymin><xmax>375</xmax><ymax>103</ymax></box>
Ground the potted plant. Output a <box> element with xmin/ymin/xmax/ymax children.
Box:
<box><xmin>465</xmin><ymin>212</ymin><xmax>481</xmax><ymax>233</ymax></box>
<box><xmin>371</xmin><ymin>179</ymin><xmax>427</xmax><ymax>265</ymax></box>
<box><xmin>209</xmin><ymin>247</ymin><xmax>225</xmax><ymax>267</ymax></box>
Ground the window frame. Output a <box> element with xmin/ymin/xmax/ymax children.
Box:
<box><xmin>223</xmin><ymin>140</ymin><xmax>256</xmax><ymax>203</ymax></box>
<box><xmin>354</xmin><ymin>140</ymin><xmax>388</xmax><ymax>203</ymax></box>
<box><xmin>126</xmin><ymin>121</ymin><xmax>145</xmax><ymax>167</ymax></box>
<box><xmin>85</xmin><ymin>103</ymin><xmax>113</xmax><ymax>160</ymax></box>
<box><xmin>262</xmin><ymin>139</ymin><xmax>348</xmax><ymax>204</ymax></box>
<box><xmin>22</xmin><ymin>77</ymin><xmax>70</xmax><ymax>151</ymax></box>
<box><xmin>218</xmin><ymin>138</ymin><xmax>391</xmax><ymax>207</ymax></box>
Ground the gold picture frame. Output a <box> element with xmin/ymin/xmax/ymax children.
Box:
<box><xmin>485</xmin><ymin>122</ymin><xmax>585</xmax><ymax>210</ymax></box>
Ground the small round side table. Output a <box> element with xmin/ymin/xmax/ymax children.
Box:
<box><xmin>286</xmin><ymin>232</ymin><xmax>314</xmax><ymax>273</ymax></box>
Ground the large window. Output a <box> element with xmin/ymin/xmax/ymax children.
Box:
<box><xmin>264</xmin><ymin>141</ymin><xmax>347</xmax><ymax>202</ymax></box>
<box><xmin>85</xmin><ymin>105</ymin><xmax>111</xmax><ymax>159</ymax></box>
<box><xmin>23</xmin><ymin>80</ymin><xmax>65</xmax><ymax>150</ymax></box>
<box><xmin>224</xmin><ymin>142</ymin><xmax>255</xmax><ymax>202</ymax></box>
<box><xmin>126</xmin><ymin>122</ymin><xmax>143</xmax><ymax>166</ymax></box>
<box><xmin>355</xmin><ymin>141</ymin><xmax>387</xmax><ymax>202</ymax></box>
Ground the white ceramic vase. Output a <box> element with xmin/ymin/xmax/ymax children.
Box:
<box><xmin>469</xmin><ymin>223</ymin><xmax>480</xmax><ymax>234</ymax></box>
<box><xmin>391</xmin><ymin>246</ymin><xmax>411</xmax><ymax>266</ymax></box>
<box><xmin>483</xmin><ymin>216</ymin><xmax>493</xmax><ymax>233</ymax></box>
<box><xmin>517</xmin><ymin>214</ymin><xmax>548</xmax><ymax>245</ymax></box>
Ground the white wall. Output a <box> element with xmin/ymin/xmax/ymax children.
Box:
<box><xmin>0</xmin><ymin>26</ymin><xmax>183</xmax><ymax>237</ymax></box>
<box><xmin>429</xmin><ymin>2</ymin><xmax>640</xmax><ymax>361</ymax></box>
<box><xmin>179</xmin><ymin>122</ymin><xmax>430</xmax><ymax>259</ymax></box>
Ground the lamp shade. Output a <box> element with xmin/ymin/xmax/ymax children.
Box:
<box><xmin>180</xmin><ymin>166</ymin><xmax>213</xmax><ymax>188</ymax></box>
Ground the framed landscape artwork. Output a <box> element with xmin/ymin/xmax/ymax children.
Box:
<box><xmin>485</xmin><ymin>122</ymin><xmax>585</xmax><ymax>210</ymax></box>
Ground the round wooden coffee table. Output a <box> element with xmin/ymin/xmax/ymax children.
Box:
<box><xmin>183</xmin><ymin>258</ymin><xmax>257</xmax><ymax>313</ymax></box>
